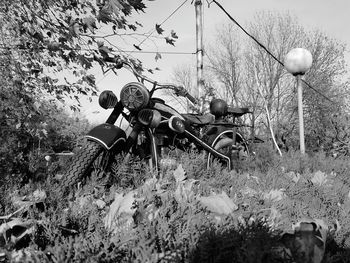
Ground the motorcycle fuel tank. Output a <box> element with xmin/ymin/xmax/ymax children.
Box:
<box><xmin>153</xmin><ymin>101</ymin><xmax>185</xmax><ymax>120</ymax></box>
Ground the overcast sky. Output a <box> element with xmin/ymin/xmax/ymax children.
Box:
<box><xmin>82</xmin><ymin>0</ymin><xmax>350</xmax><ymax>122</ymax></box>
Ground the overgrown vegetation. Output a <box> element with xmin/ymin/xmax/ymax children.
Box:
<box><xmin>2</xmin><ymin>1</ymin><xmax>350</xmax><ymax>262</ymax></box>
<box><xmin>2</xmin><ymin>145</ymin><xmax>350</xmax><ymax>262</ymax></box>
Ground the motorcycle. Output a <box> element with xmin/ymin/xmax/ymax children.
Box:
<box><xmin>61</xmin><ymin>58</ymin><xmax>253</xmax><ymax>190</ymax></box>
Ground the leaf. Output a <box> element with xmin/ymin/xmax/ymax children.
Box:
<box><xmin>155</xmin><ymin>24</ymin><xmax>164</xmax><ymax>35</ymax></box>
<box><xmin>173</xmin><ymin>164</ymin><xmax>186</xmax><ymax>183</ymax></box>
<box><xmin>58</xmin><ymin>37</ymin><xmax>68</xmax><ymax>44</ymax></box>
<box><xmin>128</xmin><ymin>24</ymin><xmax>137</xmax><ymax>31</ymax></box>
<box><xmin>31</xmin><ymin>189</ymin><xmax>47</xmax><ymax>202</ymax></box>
<box><xmin>41</xmin><ymin>128</ymin><xmax>48</xmax><ymax>137</ymax></box>
<box><xmin>82</xmin><ymin>74</ymin><xmax>96</xmax><ymax>86</ymax></box>
<box><xmin>263</xmin><ymin>189</ymin><xmax>286</xmax><ymax>202</ymax></box>
<box><xmin>165</xmin><ymin>37</ymin><xmax>175</xmax><ymax>46</ymax></box>
<box><xmin>99</xmin><ymin>45</ymin><xmax>111</xmax><ymax>57</ymax></box>
<box><xmin>128</xmin><ymin>0</ymin><xmax>146</xmax><ymax>12</ymax></box>
<box><xmin>69</xmin><ymin>22</ymin><xmax>80</xmax><ymax>37</ymax></box>
<box><xmin>104</xmin><ymin>191</ymin><xmax>136</xmax><ymax>233</ymax></box>
<box><xmin>133</xmin><ymin>44</ymin><xmax>142</xmax><ymax>51</ymax></box>
<box><xmin>311</xmin><ymin>171</ymin><xmax>330</xmax><ymax>187</ymax></box>
<box><xmin>33</xmin><ymin>101</ymin><xmax>41</xmax><ymax>111</ymax></box>
<box><xmin>285</xmin><ymin>171</ymin><xmax>301</xmax><ymax>183</ymax></box>
<box><xmin>97</xmin><ymin>8</ymin><xmax>112</xmax><ymax>23</ymax></box>
<box><xmin>171</xmin><ymin>30</ymin><xmax>178</xmax><ymax>39</ymax></box>
<box><xmin>47</xmin><ymin>42</ymin><xmax>60</xmax><ymax>51</ymax></box>
<box><xmin>82</xmin><ymin>16</ymin><xmax>97</xmax><ymax>33</ymax></box>
<box><xmin>198</xmin><ymin>191</ymin><xmax>238</xmax><ymax>215</ymax></box>
<box><xmin>12</xmin><ymin>250</ymin><xmax>33</xmax><ymax>262</ymax></box>
<box><xmin>174</xmin><ymin>178</ymin><xmax>198</xmax><ymax>203</ymax></box>
<box><xmin>103</xmin><ymin>0</ymin><xmax>123</xmax><ymax>16</ymax></box>
<box><xmin>78</xmin><ymin>55</ymin><xmax>93</xmax><ymax>69</ymax></box>
<box><xmin>135</xmin><ymin>21</ymin><xmax>143</xmax><ymax>27</ymax></box>
<box><xmin>94</xmin><ymin>199</ymin><xmax>106</xmax><ymax>209</ymax></box>
<box><xmin>97</xmin><ymin>41</ymin><xmax>104</xmax><ymax>48</ymax></box>
<box><xmin>32</xmin><ymin>31</ymin><xmax>44</xmax><ymax>42</ymax></box>
<box><xmin>240</xmin><ymin>186</ymin><xmax>258</xmax><ymax>197</ymax></box>
<box><xmin>155</xmin><ymin>52</ymin><xmax>162</xmax><ymax>61</ymax></box>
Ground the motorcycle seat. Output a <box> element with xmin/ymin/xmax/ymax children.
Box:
<box><xmin>227</xmin><ymin>107</ymin><xmax>252</xmax><ymax>117</ymax></box>
<box><xmin>182</xmin><ymin>113</ymin><xmax>215</xmax><ymax>126</ymax></box>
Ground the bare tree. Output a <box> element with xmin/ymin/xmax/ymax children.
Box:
<box><xmin>170</xmin><ymin>62</ymin><xmax>216</xmax><ymax>113</ymax></box>
<box><xmin>170</xmin><ymin>64</ymin><xmax>196</xmax><ymax>112</ymax></box>
<box><xmin>206</xmin><ymin>11</ymin><xmax>350</xmax><ymax>151</ymax></box>
<box><xmin>206</xmin><ymin>24</ymin><xmax>243</xmax><ymax>106</ymax></box>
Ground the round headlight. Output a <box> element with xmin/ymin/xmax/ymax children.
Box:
<box><xmin>138</xmin><ymin>109</ymin><xmax>161</xmax><ymax>128</ymax></box>
<box><xmin>120</xmin><ymin>82</ymin><xmax>150</xmax><ymax>111</ymax></box>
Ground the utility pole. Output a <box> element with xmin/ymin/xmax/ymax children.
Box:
<box><xmin>195</xmin><ymin>0</ymin><xmax>204</xmax><ymax>113</ymax></box>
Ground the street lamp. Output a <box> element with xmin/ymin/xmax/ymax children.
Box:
<box><xmin>284</xmin><ymin>48</ymin><xmax>313</xmax><ymax>154</ymax></box>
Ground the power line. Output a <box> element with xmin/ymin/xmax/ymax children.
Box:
<box><xmin>0</xmin><ymin>45</ymin><xmax>195</xmax><ymax>55</ymax></box>
<box><xmin>211</xmin><ymin>0</ymin><xmax>335</xmax><ymax>103</ymax></box>
<box><xmin>123</xmin><ymin>50</ymin><xmax>195</xmax><ymax>55</ymax></box>
<box><xmin>159</xmin><ymin>0</ymin><xmax>189</xmax><ymax>26</ymax></box>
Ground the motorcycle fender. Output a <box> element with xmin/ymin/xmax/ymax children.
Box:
<box><xmin>204</xmin><ymin>126</ymin><xmax>230</xmax><ymax>145</ymax></box>
<box><xmin>85</xmin><ymin>124</ymin><xmax>126</xmax><ymax>151</ymax></box>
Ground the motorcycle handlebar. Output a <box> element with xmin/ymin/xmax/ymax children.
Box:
<box><xmin>185</xmin><ymin>93</ymin><xmax>197</xmax><ymax>104</ymax></box>
<box><xmin>175</xmin><ymin>86</ymin><xmax>197</xmax><ymax>104</ymax></box>
<box><xmin>104</xmin><ymin>56</ymin><xmax>197</xmax><ymax>105</ymax></box>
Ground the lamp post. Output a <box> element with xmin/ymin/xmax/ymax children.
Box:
<box><xmin>284</xmin><ymin>48</ymin><xmax>313</xmax><ymax>154</ymax></box>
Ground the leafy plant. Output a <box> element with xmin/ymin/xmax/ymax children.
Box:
<box><xmin>2</xmin><ymin>149</ymin><xmax>350</xmax><ymax>262</ymax></box>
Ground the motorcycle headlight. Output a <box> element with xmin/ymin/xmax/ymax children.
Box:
<box><xmin>168</xmin><ymin>116</ymin><xmax>185</xmax><ymax>133</ymax></box>
<box><xmin>120</xmin><ymin>82</ymin><xmax>150</xmax><ymax>111</ymax></box>
<box><xmin>98</xmin><ymin>90</ymin><xmax>118</xmax><ymax>109</ymax></box>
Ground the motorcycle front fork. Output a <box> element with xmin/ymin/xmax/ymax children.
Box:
<box><xmin>122</xmin><ymin>125</ymin><xmax>161</xmax><ymax>175</ymax></box>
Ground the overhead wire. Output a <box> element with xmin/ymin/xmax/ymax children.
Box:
<box><xmin>211</xmin><ymin>0</ymin><xmax>335</xmax><ymax>103</ymax></box>
<box><xmin>0</xmin><ymin>45</ymin><xmax>196</xmax><ymax>55</ymax></box>
<box><xmin>123</xmin><ymin>50</ymin><xmax>195</xmax><ymax>55</ymax></box>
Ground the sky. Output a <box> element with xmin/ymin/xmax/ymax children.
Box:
<box><xmin>81</xmin><ymin>0</ymin><xmax>350</xmax><ymax>123</ymax></box>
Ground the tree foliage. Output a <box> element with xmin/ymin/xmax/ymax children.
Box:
<box><xmin>1</xmin><ymin>0</ymin><xmax>154</xmax><ymax>105</ymax></box>
<box><xmin>0</xmin><ymin>0</ymin><xmax>179</xmax><ymax>180</ymax></box>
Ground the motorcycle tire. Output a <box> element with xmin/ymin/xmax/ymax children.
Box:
<box><xmin>61</xmin><ymin>140</ymin><xmax>103</xmax><ymax>190</ymax></box>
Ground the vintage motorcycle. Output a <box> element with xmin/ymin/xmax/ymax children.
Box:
<box><xmin>61</xmin><ymin>58</ymin><xmax>253</xmax><ymax>189</ymax></box>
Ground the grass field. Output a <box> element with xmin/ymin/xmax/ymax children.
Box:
<box><xmin>1</xmin><ymin>143</ymin><xmax>350</xmax><ymax>262</ymax></box>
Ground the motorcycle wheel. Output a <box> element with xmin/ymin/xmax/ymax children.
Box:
<box><xmin>207</xmin><ymin>131</ymin><xmax>249</xmax><ymax>169</ymax></box>
<box><xmin>61</xmin><ymin>140</ymin><xmax>103</xmax><ymax>190</ymax></box>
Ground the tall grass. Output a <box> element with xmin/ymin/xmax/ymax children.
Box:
<box><xmin>1</xmin><ymin>143</ymin><xmax>350</xmax><ymax>262</ymax></box>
